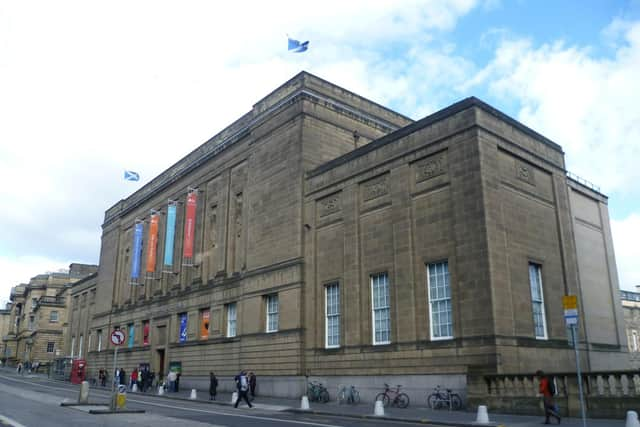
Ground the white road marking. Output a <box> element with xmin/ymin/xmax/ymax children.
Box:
<box><xmin>0</xmin><ymin>373</ymin><xmax>345</xmax><ymax>427</ymax></box>
<box><xmin>0</xmin><ymin>414</ymin><xmax>27</xmax><ymax>427</ymax></box>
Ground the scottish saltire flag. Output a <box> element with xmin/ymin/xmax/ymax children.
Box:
<box><xmin>124</xmin><ymin>170</ymin><xmax>140</xmax><ymax>181</ymax></box>
<box><xmin>288</xmin><ymin>37</ymin><xmax>309</xmax><ymax>53</ymax></box>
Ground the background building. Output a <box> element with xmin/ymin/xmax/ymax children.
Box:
<box><xmin>1</xmin><ymin>263</ymin><xmax>97</xmax><ymax>368</ymax></box>
<box><xmin>72</xmin><ymin>72</ymin><xmax>626</xmax><ymax>401</ymax></box>
<box><xmin>621</xmin><ymin>288</ymin><xmax>640</xmax><ymax>368</ymax></box>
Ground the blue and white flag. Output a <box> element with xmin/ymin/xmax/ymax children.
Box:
<box><xmin>288</xmin><ymin>37</ymin><xmax>309</xmax><ymax>53</ymax></box>
<box><xmin>124</xmin><ymin>170</ymin><xmax>140</xmax><ymax>181</ymax></box>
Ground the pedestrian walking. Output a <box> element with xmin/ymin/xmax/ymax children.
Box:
<box><xmin>234</xmin><ymin>370</ymin><xmax>253</xmax><ymax>408</ymax></box>
<box><xmin>209</xmin><ymin>372</ymin><xmax>218</xmax><ymax>400</ymax></box>
<box><xmin>130</xmin><ymin>368</ymin><xmax>138</xmax><ymax>390</ymax></box>
<box><xmin>167</xmin><ymin>370</ymin><xmax>177</xmax><ymax>392</ymax></box>
<box><xmin>536</xmin><ymin>370</ymin><xmax>561</xmax><ymax>424</ymax></box>
<box><xmin>17</xmin><ymin>362</ymin><xmax>23</xmax><ymax>375</ymax></box>
<box><xmin>119</xmin><ymin>368</ymin><xmax>126</xmax><ymax>386</ymax></box>
<box><xmin>99</xmin><ymin>369</ymin><xmax>106</xmax><ymax>387</ymax></box>
<box><xmin>248</xmin><ymin>371</ymin><xmax>256</xmax><ymax>401</ymax></box>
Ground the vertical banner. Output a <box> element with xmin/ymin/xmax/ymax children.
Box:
<box><xmin>163</xmin><ymin>202</ymin><xmax>177</xmax><ymax>270</ymax></box>
<box><xmin>182</xmin><ymin>191</ymin><xmax>197</xmax><ymax>264</ymax></box>
<box><xmin>143</xmin><ymin>321</ymin><xmax>150</xmax><ymax>346</ymax></box>
<box><xmin>200</xmin><ymin>310</ymin><xmax>210</xmax><ymax>339</ymax></box>
<box><xmin>146</xmin><ymin>213</ymin><xmax>159</xmax><ymax>274</ymax></box>
<box><xmin>130</xmin><ymin>221</ymin><xmax>144</xmax><ymax>284</ymax></box>
<box><xmin>179</xmin><ymin>313</ymin><xmax>188</xmax><ymax>343</ymax></box>
<box><xmin>128</xmin><ymin>324</ymin><xmax>135</xmax><ymax>348</ymax></box>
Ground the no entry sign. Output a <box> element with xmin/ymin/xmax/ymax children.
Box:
<box><xmin>111</xmin><ymin>329</ymin><xmax>126</xmax><ymax>346</ymax></box>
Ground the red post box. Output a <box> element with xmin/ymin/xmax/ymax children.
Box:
<box><xmin>70</xmin><ymin>359</ymin><xmax>86</xmax><ymax>384</ymax></box>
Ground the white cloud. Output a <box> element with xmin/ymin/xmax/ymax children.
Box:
<box><xmin>468</xmin><ymin>21</ymin><xmax>640</xmax><ymax>198</ymax></box>
<box><xmin>0</xmin><ymin>0</ymin><xmax>480</xmax><ymax>301</ymax></box>
<box><xmin>612</xmin><ymin>214</ymin><xmax>640</xmax><ymax>291</ymax></box>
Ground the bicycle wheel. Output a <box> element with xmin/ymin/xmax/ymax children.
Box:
<box><xmin>427</xmin><ymin>393</ymin><xmax>439</xmax><ymax>409</ymax></box>
<box><xmin>375</xmin><ymin>392</ymin><xmax>390</xmax><ymax>407</ymax></box>
<box><xmin>320</xmin><ymin>389</ymin><xmax>330</xmax><ymax>403</ymax></box>
<box><xmin>450</xmin><ymin>394</ymin><xmax>462</xmax><ymax>410</ymax></box>
<box><xmin>396</xmin><ymin>393</ymin><xmax>410</xmax><ymax>408</ymax></box>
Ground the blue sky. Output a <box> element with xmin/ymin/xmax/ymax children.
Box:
<box><xmin>0</xmin><ymin>0</ymin><xmax>639</xmax><ymax>303</ymax></box>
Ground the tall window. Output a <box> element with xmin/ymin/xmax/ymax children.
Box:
<box><xmin>428</xmin><ymin>261</ymin><xmax>453</xmax><ymax>340</ymax></box>
<box><xmin>78</xmin><ymin>335</ymin><xmax>84</xmax><ymax>358</ymax></box>
<box><xmin>50</xmin><ymin>311</ymin><xmax>59</xmax><ymax>322</ymax></box>
<box><xmin>266</xmin><ymin>295</ymin><xmax>279</xmax><ymax>333</ymax></box>
<box><xmin>371</xmin><ymin>273</ymin><xmax>391</xmax><ymax>345</ymax></box>
<box><xmin>47</xmin><ymin>342</ymin><xmax>54</xmax><ymax>353</ymax></box>
<box><xmin>97</xmin><ymin>330</ymin><xmax>103</xmax><ymax>352</ymax></box>
<box><xmin>143</xmin><ymin>321</ymin><xmax>150</xmax><ymax>346</ymax></box>
<box><xmin>633</xmin><ymin>330</ymin><xmax>639</xmax><ymax>352</ymax></box>
<box><xmin>87</xmin><ymin>333</ymin><xmax>92</xmax><ymax>353</ymax></box>
<box><xmin>28</xmin><ymin>315</ymin><xmax>35</xmax><ymax>330</ymax></box>
<box><xmin>227</xmin><ymin>303</ymin><xmax>237</xmax><ymax>337</ymax></box>
<box><xmin>529</xmin><ymin>263</ymin><xmax>548</xmax><ymax>339</ymax></box>
<box><xmin>325</xmin><ymin>283</ymin><xmax>340</xmax><ymax>348</ymax></box>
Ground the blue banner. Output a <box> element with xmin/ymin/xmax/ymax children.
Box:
<box><xmin>128</xmin><ymin>324</ymin><xmax>135</xmax><ymax>348</ymax></box>
<box><xmin>131</xmin><ymin>222</ymin><xmax>143</xmax><ymax>281</ymax></box>
<box><xmin>164</xmin><ymin>203</ymin><xmax>177</xmax><ymax>267</ymax></box>
<box><xmin>179</xmin><ymin>313</ymin><xmax>188</xmax><ymax>343</ymax></box>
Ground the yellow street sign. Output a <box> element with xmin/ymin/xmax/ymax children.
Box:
<box><xmin>563</xmin><ymin>295</ymin><xmax>577</xmax><ymax>310</ymax></box>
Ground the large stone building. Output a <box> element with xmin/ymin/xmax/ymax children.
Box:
<box><xmin>2</xmin><ymin>263</ymin><xmax>97</xmax><ymax>367</ymax></box>
<box><xmin>77</xmin><ymin>72</ymin><xmax>627</xmax><ymax>400</ymax></box>
<box><xmin>621</xmin><ymin>288</ymin><xmax>640</xmax><ymax>368</ymax></box>
<box><xmin>0</xmin><ymin>303</ymin><xmax>12</xmax><ymax>361</ymax></box>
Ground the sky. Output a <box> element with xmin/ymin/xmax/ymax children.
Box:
<box><xmin>1</xmin><ymin>0</ymin><xmax>639</xmax><ymax>305</ymax></box>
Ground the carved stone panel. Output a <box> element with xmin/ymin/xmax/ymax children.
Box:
<box><xmin>318</xmin><ymin>192</ymin><xmax>341</xmax><ymax>218</ymax></box>
<box><xmin>515</xmin><ymin>160</ymin><xmax>536</xmax><ymax>186</ymax></box>
<box><xmin>361</xmin><ymin>174</ymin><xmax>389</xmax><ymax>202</ymax></box>
<box><xmin>415</xmin><ymin>151</ymin><xmax>447</xmax><ymax>183</ymax></box>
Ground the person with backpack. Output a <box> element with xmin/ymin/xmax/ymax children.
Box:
<box><xmin>233</xmin><ymin>370</ymin><xmax>253</xmax><ymax>408</ymax></box>
<box><xmin>536</xmin><ymin>370</ymin><xmax>561</xmax><ymax>424</ymax></box>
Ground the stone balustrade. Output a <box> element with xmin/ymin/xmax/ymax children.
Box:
<box><xmin>467</xmin><ymin>371</ymin><xmax>640</xmax><ymax>419</ymax></box>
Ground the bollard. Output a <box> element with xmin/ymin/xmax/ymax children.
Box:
<box><xmin>231</xmin><ymin>391</ymin><xmax>238</xmax><ymax>404</ymax></box>
<box><xmin>131</xmin><ymin>383</ymin><xmax>138</xmax><ymax>393</ymax></box>
<box><xmin>78</xmin><ymin>380</ymin><xmax>89</xmax><ymax>404</ymax></box>
<box><xmin>374</xmin><ymin>400</ymin><xmax>385</xmax><ymax>417</ymax></box>
<box><xmin>626</xmin><ymin>410</ymin><xmax>640</xmax><ymax>427</ymax></box>
<box><xmin>158</xmin><ymin>385</ymin><xmax>164</xmax><ymax>396</ymax></box>
<box><xmin>190</xmin><ymin>389</ymin><xmax>197</xmax><ymax>400</ymax></box>
<box><xmin>300</xmin><ymin>395</ymin><xmax>310</xmax><ymax>410</ymax></box>
<box><xmin>472</xmin><ymin>405</ymin><xmax>491</xmax><ymax>425</ymax></box>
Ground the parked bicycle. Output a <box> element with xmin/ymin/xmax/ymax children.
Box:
<box><xmin>337</xmin><ymin>384</ymin><xmax>360</xmax><ymax>405</ymax></box>
<box><xmin>427</xmin><ymin>385</ymin><xmax>462</xmax><ymax>410</ymax></box>
<box><xmin>374</xmin><ymin>383</ymin><xmax>410</xmax><ymax>408</ymax></box>
<box><xmin>307</xmin><ymin>381</ymin><xmax>330</xmax><ymax>403</ymax></box>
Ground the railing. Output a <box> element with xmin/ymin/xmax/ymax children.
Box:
<box><xmin>37</xmin><ymin>296</ymin><xmax>65</xmax><ymax>306</ymax></box>
<box><xmin>468</xmin><ymin>371</ymin><xmax>640</xmax><ymax>419</ymax></box>
<box><xmin>567</xmin><ymin>171</ymin><xmax>601</xmax><ymax>193</ymax></box>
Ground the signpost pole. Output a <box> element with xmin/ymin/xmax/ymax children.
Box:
<box><xmin>571</xmin><ymin>324</ymin><xmax>587</xmax><ymax>427</ymax></box>
<box><xmin>110</xmin><ymin>345</ymin><xmax>118</xmax><ymax>411</ymax></box>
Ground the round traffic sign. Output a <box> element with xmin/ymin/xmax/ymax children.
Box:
<box><xmin>111</xmin><ymin>329</ymin><xmax>126</xmax><ymax>346</ymax></box>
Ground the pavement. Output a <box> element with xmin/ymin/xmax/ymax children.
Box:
<box><xmin>0</xmin><ymin>367</ymin><xmax>629</xmax><ymax>426</ymax></box>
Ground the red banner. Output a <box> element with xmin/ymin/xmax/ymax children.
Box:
<box><xmin>183</xmin><ymin>192</ymin><xmax>197</xmax><ymax>258</ymax></box>
<box><xmin>146</xmin><ymin>214</ymin><xmax>159</xmax><ymax>273</ymax></box>
<box><xmin>143</xmin><ymin>321</ymin><xmax>150</xmax><ymax>346</ymax></box>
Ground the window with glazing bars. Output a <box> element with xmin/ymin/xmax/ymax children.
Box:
<box><xmin>428</xmin><ymin>261</ymin><xmax>453</xmax><ymax>339</ymax></box>
<box><xmin>529</xmin><ymin>263</ymin><xmax>547</xmax><ymax>339</ymax></box>
<box><xmin>325</xmin><ymin>283</ymin><xmax>340</xmax><ymax>348</ymax></box>
<box><xmin>266</xmin><ymin>295</ymin><xmax>278</xmax><ymax>333</ymax></box>
<box><xmin>371</xmin><ymin>273</ymin><xmax>390</xmax><ymax>345</ymax></box>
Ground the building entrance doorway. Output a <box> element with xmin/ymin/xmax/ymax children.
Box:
<box><xmin>156</xmin><ymin>349</ymin><xmax>165</xmax><ymax>377</ymax></box>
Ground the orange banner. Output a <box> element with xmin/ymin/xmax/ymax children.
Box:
<box><xmin>200</xmin><ymin>310</ymin><xmax>210</xmax><ymax>339</ymax></box>
<box><xmin>183</xmin><ymin>192</ymin><xmax>197</xmax><ymax>258</ymax></box>
<box><xmin>146</xmin><ymin>214</ymin><xmax>159</xmax><ymax>273</ymax></box>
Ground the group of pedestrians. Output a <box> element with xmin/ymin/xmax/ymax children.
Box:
<box><xmin>112</xmin><ymin>367</ymin><xmax>156</xmax><ymax>392</ymax></box>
